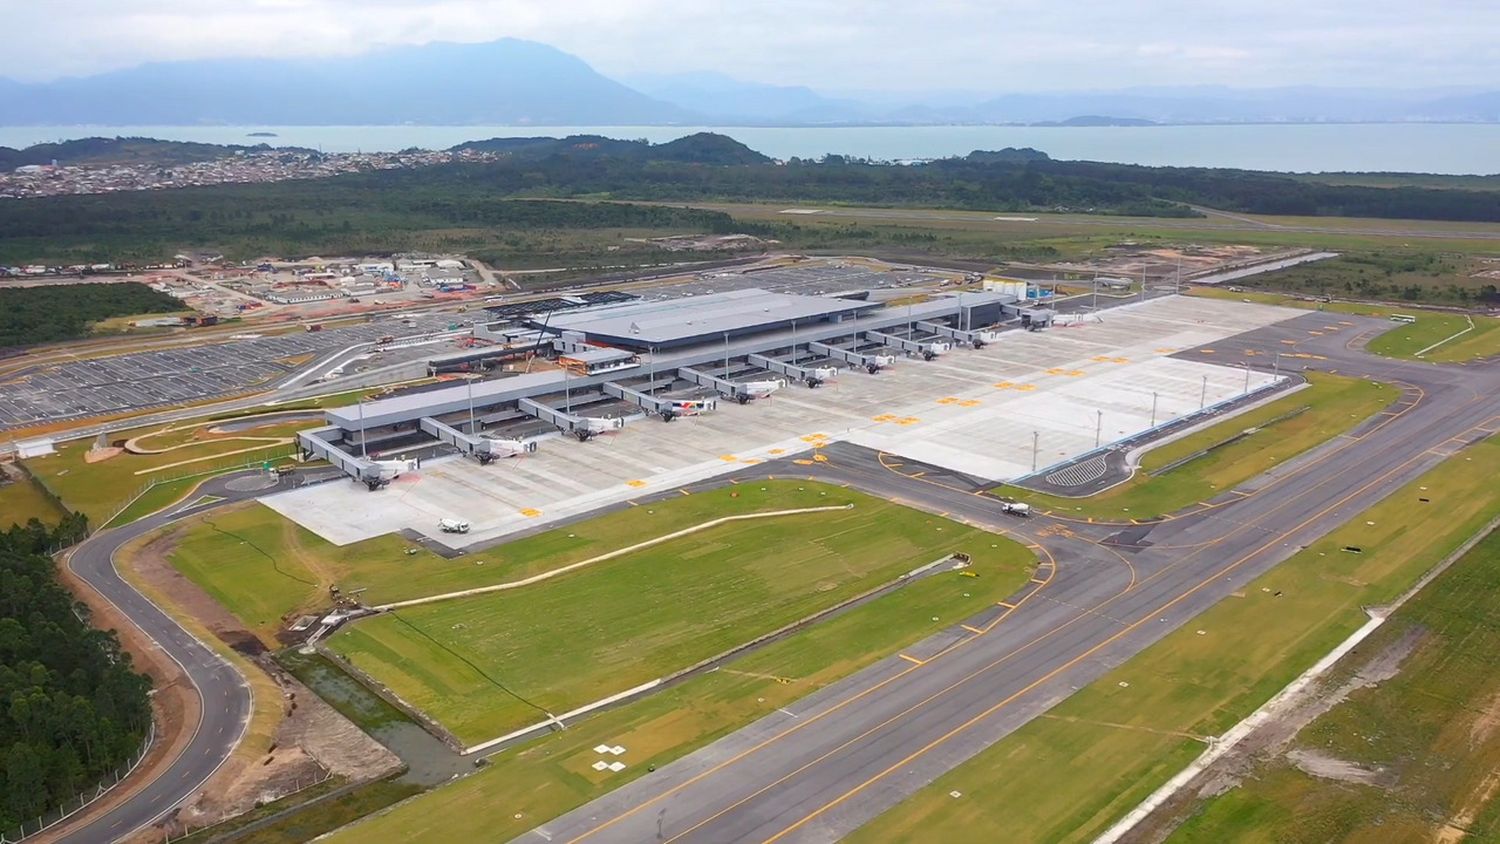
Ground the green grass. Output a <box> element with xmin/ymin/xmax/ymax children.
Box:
<box><xmin>320</xmin><ymin>545</ymin><xmax>1034</xmax><ymax>843</ymax></box>
<box><xmin>328</xmin><ymin>488</ymin><xmax>1032</xmax><ymax>743</ymax></box>
<box><xmin>847</xmin><ymin>436</ymin><xmax>1500</xmax><ymax>844</ymax></box>
<box><xmin>180</xmin><ymin>777</ymin><xmax>422</xmax><ymax>844</ymax></box>
<box><xmin>25</xmin><ymin>433</ymin><xmax>297</xmax><ymax>525</ymax></box>
<box><xmin>166</xmin><ymin>482</ymin><xmax>973</xmax><ymax>643</ymax></box>
<box><xmin>101</xmin><ymin>476</ymin><xmax>206</xmax><ymax>528</ymax></box>
<box><xmin>995</xmin><ymin>373</ymin><xmax>1394</xmax><ymax>520</ymax></box>
<box><xmin>166</xmin><ymin>505</ymin><xmax>325</xmax><ymax>641</ymax></box>
<box><xmin>1168</xmin><ymin>526</ymin><xmax>1500</xmax><ymax>843</ymax></box>
<box><xmin>700</xmin><ymin>201</ymin><xmax>1500</xmax><ymax>257</ymax></box>
<box><xmin>1368</xmin><ymin>313</ymin><xmax>1500</xmax><ymax>362</ymax></box>
<box><xmin>0</xmin><ymin>473</ymin><xmax>68</xmax><ymax>529</ymax></box>
<box><xmin>1191</xmin><ymin>286</ymin><xmax>1500</xmax><ymax>362</ymax></box>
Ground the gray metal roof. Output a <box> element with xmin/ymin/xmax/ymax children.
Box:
<box><xmin>540</xmin><ymin>288</ymin><xmax>874</xmax><ymax>347</ymax></box>
<box><xmin>323</xmin><ymin>290</ymin><xmax>1007</xmax><ymax>430</ymax></box>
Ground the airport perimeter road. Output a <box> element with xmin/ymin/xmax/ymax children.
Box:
<box><xmin>55</xmin><ymin>470</ymin><xmax>343</xmax><ymax>844</ymax></box>
<box><xmin>524</xmin><ymin>318</ymin><xmax>1500</xmax><ymax>844</ymax></box>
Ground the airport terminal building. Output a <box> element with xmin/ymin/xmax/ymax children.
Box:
<box><xmin>298</xmin><ymin>287</ymin><xmax>1038</xmax><ymax>485</ymax></box>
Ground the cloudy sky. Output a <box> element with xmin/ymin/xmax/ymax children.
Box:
<box><xmin>6</xmin><ymin>0</ymin><xmax>1498</xmax><ymax>91</ymax></box>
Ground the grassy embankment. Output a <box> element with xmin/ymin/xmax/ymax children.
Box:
<box><xmin>0</xmin><ymin>472</ymin><xmax>69</xmax><ymax>529</ymax></box>
<box><xmin>166</xmin><ymin>483</ymin><xmax>941</xmax><ymax>642</ymax></box>
<box><xmin>24</xmin><ymin>417</ymin><xmax>303</xmax><ymax>525</ymax></box>
<box><xmin>995</xmin><ymin>373</ymin><xmax>1394</xmax><ymax>521</ymax></box>
<box><xmin>320</xmin><ymin>530</ymin><xmax>1034</xmax><ymax>842</ymax></box>
<box><xmin>1190</xmin><ymin>286</ymin><xmax>1500</xmax><ymax>362</ymax></box>
<box><xmin>328</xmin><ymin>485</ymin><xmax>1030</xmax><ymax>743</ymax></box>
<box><xmin>848</xmin><ymin>435</ymin><xmax>1500</xmax><ymax>844</ymax></box>
<box><xmin>1167</xmin><ymin>526</ymin><xmax>1500</xmax><ymax>843</ymax></box>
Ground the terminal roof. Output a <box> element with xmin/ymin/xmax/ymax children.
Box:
<box><xmin>541</xmin><ymin>288</ymin><xmax>875</xmax><ymax>348</ymax></box>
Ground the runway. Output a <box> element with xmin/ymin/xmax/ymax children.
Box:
<box><xmin>518</xmin><ymin>312</ymin><xmax>1500</xmax><ymax>844</ymax></box>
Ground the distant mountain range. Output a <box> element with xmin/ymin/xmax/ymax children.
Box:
<box><xmin>0</xmin><ymin>39</ymin><xmax>690</xmax><ymax>125</ymax></box>
<box><xmin>2</xmin><ymin>38</ymin><xmax>1498</xmax><ymax>127</ymax></box>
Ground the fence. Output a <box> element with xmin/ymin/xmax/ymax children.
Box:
<box><xmin>0</xmin><ymin>723</ymin><xmax>156</xmax><ymax>844</ymax></box>
<box><xmin>96</xmin><ymin>444</ymin><xmax>301</xmax><ymax>532</ymax></box>
<box><xmin>156</xmin><ymin>768</ymin><xmax>333</xmax><ymax>844</ymax></box>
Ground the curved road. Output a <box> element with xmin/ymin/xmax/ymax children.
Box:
<box><xmin>57</xmin><ymin>470</ymin><xmax>341</xmax><ymax>844</ymax></box>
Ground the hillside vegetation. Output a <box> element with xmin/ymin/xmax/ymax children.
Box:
<box><xmin>0</xmin><ymin>283</ymin><xmax>184</xmax><ymax>349</ymax></box>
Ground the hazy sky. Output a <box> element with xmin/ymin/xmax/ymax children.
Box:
<box><xmin>6</xmin><ymin>0</ymin><xmax>1498</xmax><ymax>91</ymax></box>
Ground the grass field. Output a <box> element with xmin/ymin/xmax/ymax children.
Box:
<box><xmin>1367</xmin><ymin>313</ymin><xmax>1500</xmax><ymax>361</ymax></box>
<box><xmin>693</xmin><ymin>201</ymin><xmax>1500</xmax><ymax>256</ymax></box>
<box><xmin>0</xmin><ymin>472</ymin><xmax>68</xmax><ymax>529</ymax></box>
<box><xmin>165</xmin><ymin>483</ymin><xmax>905</xmax><ymax>640</ymax></box>
<box><xmin>25</xmin><ymin>426</ymin><xmax>300</xmax><ymax>525</ymax></box>
<box><xmin>1190</xmin><ymin>286</ymin><xmax>1500</xmax><ymax>362</ymax></box>
<box><xmin>1166</xmin><ymin>526</ymin><xmax>1500</xmax><ymax>843</ymax></box>
<box><xmin>996</xmin><ymin>373</ymin><xmax>1394</xmax><ymax>520</ymax></box>
<box><xmin>321</xmin><ymin>539</ymin><xmax>1035</xmax><ymax>843</ymax></box>
<box><xmin>848</xmin><ymin>435</ymin><xmax>1500</xmax><ymax>844</ymax></box>
<box><xmin>327</xmin><ymin>487</ymin><xmax>1032</xmax><ymax>743</ymax></box>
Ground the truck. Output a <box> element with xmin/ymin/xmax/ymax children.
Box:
<box><xmin>999</xmin><ymin>501</ymin><xmax>1031</xmax><ymax>517</ymax></box>
<box><xmin>439</xmin><ymin>518</ymin><xmax>470</xmax><ymax>534</ymax></box>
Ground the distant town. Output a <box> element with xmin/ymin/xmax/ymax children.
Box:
<box><xmin>0</xmin><ymin>147</ymin><xmax>500</xmax><ymax>199</ymax></box>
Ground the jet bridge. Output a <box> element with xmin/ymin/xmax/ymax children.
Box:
<box><xmin>864</xmin><ymin>330</ymin><xmax>953</xmax><ymax>360</ymax></box>
<box><xmin>418</xmin><ymin>416</ymin><xmax>537</xmax><ymax>464</ymax></box>
<box><xmin>806</xmin><ymin>341</ymin><xmax>896</xmax><ymax>374</ymax></box>
<box><xmin>677</xmin><ymin>366</ymin><xmax>786</xmax><ymax>404</ymax></box>
<box><xmin>602</xmin><ymin>381</ymin><xmax>718</xmax><ymax>421</ymax></box>
<box><xmin>517</xmin><ymin>397</ymin><xmax>625</xmax><ymax>441</ymax></box>
<box><xmin>746</xmin><ymin>353</ymin><xmax>840</xmax><ymax>388</ymax></box>
<box><xmin>915</xmin><ymin>320</ymin><xmax>1002</xmax><ymax>348</ymax></box>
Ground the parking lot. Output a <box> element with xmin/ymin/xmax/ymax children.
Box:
<box><xmin>263</xmin><ymin>295</ymin><xmax>1298</xmax><ymax>548</ymax></box>
<box><xmin>0</xmin><ymin>314</ymin><xmax>459</xmax><ymax>430</ymax></box>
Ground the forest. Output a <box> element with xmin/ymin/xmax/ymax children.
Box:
<box><xmin>0</xmin><ymin>515</ymin><xmax>153</xmax><ymax>832</ymax></box>
<box><xmin>4</xmin><ymin>135</ymin><xmax>1500</xmax><ymax>267</ymax></box>
<box><xmin>0</xmin><ymin>283</ymin><xmax>185</xmax><ymax>349</ymax></box>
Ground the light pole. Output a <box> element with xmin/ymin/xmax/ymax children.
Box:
<box><xmin>358</xmin><ymin>398</ymin><xmax>368</xmax><ymax>458</ymax></box>
<box><xmin>1092</xmin><ymin>273</ymin><xmax>1098</xmax><ymax>311</ymax></box>
<box><xmin>1273</xmin><ymin>351</ymin><xmax>1281</xmax><ymax>381</ymax></box>
<box><xmin>791</xmin><ymin>320</ymin><xmax>798</xmax><ymax>364</ymax></box>
<box><xmin>724</xmin><ymin>331</ymin><xmax>730</xmax><ymax>378</ymax></box>
<box><xmin>1150</xmin><ymin>391</ymin><xmax>1158</xmax><ymax>427</ymax></box>
<box><xmin>1243</xmin><ymin>362</ymin><xmax>1251</xmax><ymax>394</ymax></box>
<box><xmin>1200</xmin><ymin>374</ymin><xmax>1208</xmax><ymax>410</ymax></box>
<box><xmin>467</xmin><ymin>375</ymin><xmax>476</xmax><ymax>434</ymax></box>
<box><xmin>649</xmin><ymin>345</ymin><xmax>656</xmax><ymax>386</ymax></box>
<box><xmin>1094</xmin><ymin>409</ymin><xmax>1103</xmax><ymax>448</ymax></box>
<box><xmin>1032</xmin><ymin>430</ymin><xmax>1039</xmax><ymax>473</ymax></box>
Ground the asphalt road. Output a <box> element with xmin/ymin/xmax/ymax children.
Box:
<box><xmin>56</xmin><ymin>470</ymin><xmax>344</xmax><ymax>844</ymax></box>
<box><xmin>520</xmin><ymin>312</ymin><xmax>1500</xmax><ymax>844</ymax></box>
